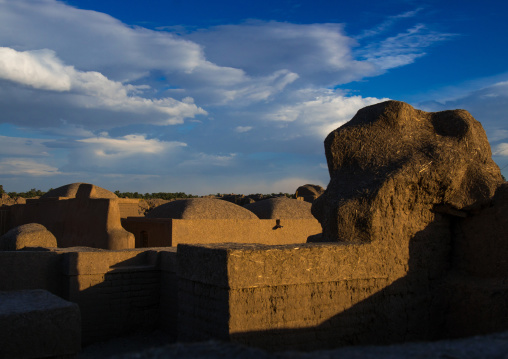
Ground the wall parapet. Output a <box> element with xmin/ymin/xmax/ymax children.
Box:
<box><xmin>177</xmin><ymin>242</ymin><xmax>390</xmax><ymax>289</ymax></box>
<box><xmin>122</xmin><ymin>218</ymin><xmax>321</xmax><ymax>248</ymax></box>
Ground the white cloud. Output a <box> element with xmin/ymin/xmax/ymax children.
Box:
<box><xmin>494</xmin><ymin>143</ymin><xmax>508</xmax><ymax>157</ymax></box>
<box><xmin>189</xmin><ymin>68</ymin><xmax>300</xmax><ymax>106</ymax></box>
<box><xmin>185</xmin><ymin>21</ymin><xmax>378</xmax><ymax>86</ymax></box>
<box><xmin>0</xmin><ymin>1</ymin><xmax>205</xmax><ymax>79</ymax></box>
<box><xmin>0</xmin><ymin>47</ymin><xmax>207</xmax><ymax>126</ymax></box>
<box><xmin>53</xmin><ymin>133</ymin><xmax>192</xmax><ymax>177</ymax></box>
<box><xmin>39</xmin><ymin>121</ymin><xmax>95</xmax><ymax>138</ymax></box>
<box><xmin>357</xmin><ymin>8</ymin><xmax>423</xmax><ymax>39</ymax></box>
<box><xmin>0</xmin><ymin>47</ymin><xmax>71</xmax><ymax>91</ymax></box>
<box><xmin>489</xmin><ymin>130</ymin><xmax>508</xmax><ymax>143</ymax></box>
<box><xmin>235</xmin><ymin>126</ymin><xmax>253</xmax><ymax>133</ymax></box>
<box><xmin>265</xmin><ymin>90</ymin><xmax>389</xmax><ymax>138</ymax></box>
<box><xmin>0</xmin><ymin>158</ymin><xmax>60</xmax><ymax>176</ymax></box>
<box><xmin>77</xmin><ymin>135</ymin><xmax>187</xmax><ymax>158</ymax></box>
<box><xmin>357</xmin><ymin>24</ymin><xmax>456</xmax><ymax>70</ymax></box>
<box><xmin>0</xmin><ymin>0</ymin><xmax>299</xmax><ymax>108</ymax></box>
<box><xmin>0</xmin><ymin>0</ymin><xmax>468</xmax><ymax>193</ymax></box>
<box><xmin>0</xmin><ymin>135</ymin><xmax>51</xmax><ymax>156</ymax></box>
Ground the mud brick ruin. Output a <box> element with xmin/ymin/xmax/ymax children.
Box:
<box><xmin>0</xmin><ymin>100</ymin><xmax>507</xmax><ymax>358</ymax></box>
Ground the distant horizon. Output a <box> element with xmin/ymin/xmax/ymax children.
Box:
<box><xmin>1</xmin><ymin>183</ymin><xmax>310</xmax><ymax>197</ymax></box>
<box><xmin>0</xmin><ymin>0</ymin><xmax>507</xmax><ymax>194</ymax></box>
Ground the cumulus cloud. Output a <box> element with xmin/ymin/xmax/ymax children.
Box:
<box><xmin>187</xmin><ymin>68</ymin><xmax>300</xmax><ymax>106</ymax></box>
<box><xmin>0</xmin><ymin>0</ymin><xmax>467</xmax><ymax>193</ymax></box>
<box><xmin>0</xmin><ymin>0</ymin><xmax>206</xmax><ymax>79</ymax></box>
<box><xmin>185</xmin><ymin>21</ymin><xmax>378</xmax><ymax>86</ymax></box>
<box><xmin>60</xmin><ymin>134</ymin><xmax>189</xmax><ymax>175</ymax></box>
<box><xmin>265</xmin><ymin>89</ymin><xmax>388</xmax><ymax>138</ymax></box>
<box><xmin>0</xmin><ymin>0</ymin><xmax>298</xmax><ymax>107</ymax></box>
<box><xmin>0</xmin><ymin>47</ymin><xmax>207</xmax><ymax>126</ymax></box>
<box><xmin>77</xmin><ymin>135</ymin><xmax>187</xmax><ymax>158</ymax></box>
<box><xmin>0</xmin><ymin>47</ymin><xmax>71</xmax><ymax>91</ymax></box>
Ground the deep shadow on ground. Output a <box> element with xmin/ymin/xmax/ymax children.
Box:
<box><xmin>78</xmin><ymin>330</ymin><xmax>508</xmax><ymax>359</ymax></box>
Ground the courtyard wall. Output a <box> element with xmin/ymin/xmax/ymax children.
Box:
<box><xmin>121</xmin><ymin>218</ymin><xmax>321</xmax><ymax>247</ymax></box>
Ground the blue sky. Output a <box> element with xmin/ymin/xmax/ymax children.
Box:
<box><xmin>0</xmin><ymin>0</ymin><xmax>507</xmax><ymax>195</ymax></box>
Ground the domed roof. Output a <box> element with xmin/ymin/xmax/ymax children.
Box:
<box><xmin>295</xmin><ymin>184</ymin><xmax>325</xmax><ymax>197</ymax></box>
<box><xmin>41</xmin><ymin>183</ymin><xmax>118</xmax><ymax>199</ymax></box>
<box><xmin>146</xmin><ymin>198</ymin><xmax>259</xmax><ymax>219</ymax></box>
<box><xmin>243</xmin><ymin>197</ymin><xmax>315</xmax><ymax>219</ymax></box>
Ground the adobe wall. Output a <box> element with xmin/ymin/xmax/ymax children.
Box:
<box><xmin>441</xmin><ymin>184</ymin><xmax>508</xmax><ymax>339</ymax></box>
<box><xmin>176</xmin><ymin>238</ymin><xmax>448</xmax><ymax>351</ymax></box>
<box><xmin>0</xmin><ymin>251</ymin><xmax>63</xmax><ymax>295</ymax></box>
<box><xmin>122</xmin><ymin>218</ymin><xmax>321</xmax><ymax>247</ymax></box>
<box><xmin>122</xmin><ymin>218</ymin><xmax>173</xmax><ymax>247</ymax></box>
<box><xmin>117</xmin><ymin>198</ymin><xmax>144</xmax><ymax>218</ymax></box>
<box><xmin>1</xmin><ymin>235</ymin><xmax>505</xmax><ymax>351</ymax></box>
<box><xmin>9</xmin><ymin>197</ymin><xmax>134</xmax><ymax>249</ymax></box>
<box><xmin>62</xmin><ymin>248</ymin><xmax>174</xmax><ymax>343</ymax></box>
<box><xmin>0</xmin><ymin>247</ymin><xmax>178</xmax><ymax>344</ymax></box>
<box><xmin>0</xmin><ymin>208</ymin><xmax>9</xmax><ymax>236</ymax></box>
<box><xmin>159</xmin><ymin>249</ymin><xmax>179</xmax><ymax>336</ymax></box>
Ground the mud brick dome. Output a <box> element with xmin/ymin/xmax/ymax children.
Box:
<box><xmin>243</xmin><ymin>197</ymin><xmax>315</xmax><ymax>219</ymax></box>
<box><xmin>146</xmin><ymin>198</ymin><xmax>259</xmax><ymax>219</ymax></box>
<box><xmin>41</xmin><ymin>182</ymin><xmax>118</xmax><ymax>199</ymax></box>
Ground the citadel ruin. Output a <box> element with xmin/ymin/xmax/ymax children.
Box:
<box><xmin>1</xmin><ymin>101</ymin><xmax>507</xmax><ymax>358</ymax></box>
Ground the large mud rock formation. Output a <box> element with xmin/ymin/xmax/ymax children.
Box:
<box><xmin>312</xmin><ymin>100</ymin><xmax>503</xmax><ymax>243</ymax></box>
<box><xmin>307</xmin><ymin>100</ymin><xmax>506</xmax><ymax>343</ymax></box>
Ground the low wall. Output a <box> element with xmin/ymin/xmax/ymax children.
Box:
<box><xmin>63</xmin><ymin>249</ymin><xmax>165</xmax><ymax>343</ymax></box>
<box><xmin>0</xmin><ymin>247</ymin><xmax>178</xmax><ymax>345</ymax></box>
<box><xmin>159</xmin><ymin>250</ymin><xmax>179</xmax><ymax>336</ymax></box>
<box><xmin>122</xmin><ymin>218</ymin><xmax>321</xmax><ymax>247</ymax></box>
<box><xmin>176</xmin><ymin>242</ymin><xmax>445</xmax><ymax>351</ymax></box>
<box><xmin>0</xmin><ymin>250</ymin><xmax>63</xmax><ymax>295</ymax></box>
<box><xmin>2</xmin><ymin>239</ymin><xmax>506</xmax><ymax>352</ymax></box>
<box><xmin>443</xmin><ymin>275</ymin><xmax>508</xmax><ymax>339</ymax></box>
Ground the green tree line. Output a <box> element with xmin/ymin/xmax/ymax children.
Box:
<box><xmin>114</xmin><ymin>191</ymin><xmax>198</xmax><ymax>200</ymax></box>
<box><xmin>1</xmin><ymin>185</ymin><xmax>296</xmax><ymax>200</ymax></box>
<box><xmin>1</xmin><ymin>187</ymin><xmax>48</xmax><ymax>198</ymax></box>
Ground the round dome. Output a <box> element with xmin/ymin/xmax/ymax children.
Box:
<box><xmin>243</xmin><ymin>197</ymin><xmax>315</xmax><ymax>219</ymax></box>
<box><xmin>295</xmin><ymin>184</ymin><xmax>325</xmax><ymax>197</ymax></box>
<box><xmin>41</xmin><ymin>183</ymin><xmax>118</xmax><ymax>199</ymax></box>
<box><xmin>146</xmin><ymin>198</ymin><xmax>259</xmax><ymax>219</ymax></box>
